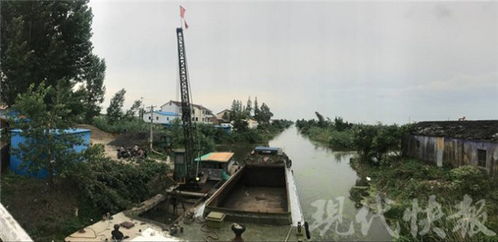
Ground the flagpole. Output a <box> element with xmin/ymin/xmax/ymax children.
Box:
<box><xmin>179</xmin><ymin>5</ymin><xmax>183</xmax><ymax>29</ymax></box>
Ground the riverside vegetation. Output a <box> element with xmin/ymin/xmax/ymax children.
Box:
<box><xmin>2</xmin><ymin>87</ymin><xmax>291</xmax><ymax>240</ymax></box>
<box><xmin>297</xmin><ymin>113</ymin><xmax>498</xmax><ymax>241</ymax></box>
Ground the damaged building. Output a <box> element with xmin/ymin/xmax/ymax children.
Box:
<box><xmin>403</xmin><ymin>120</ymin><xmax>498</xmax><ymax>176</ymax></box>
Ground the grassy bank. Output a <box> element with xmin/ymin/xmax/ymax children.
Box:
<box><xmin>350</xmin><ymin>158</ymin><xmax>498</xmax><ymax>241</ymax></box>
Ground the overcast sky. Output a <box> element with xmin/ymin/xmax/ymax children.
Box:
<box><xmin>89</xmin><ymin>0</ymin><xmax>498</xmax><ymax>123</ymax></box>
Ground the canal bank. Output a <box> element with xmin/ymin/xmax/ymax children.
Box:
<box><xmin>270</xmin><ymin>126</ymin><xmax>392</xmax><ymax>241</ymax></box>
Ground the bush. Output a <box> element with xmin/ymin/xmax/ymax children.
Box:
<box><xmin>449</xmin><ymin>165</ymin><xmax>491</xmax><ymax>196</ymax></box>
<box><xmin>93</xmin><ymin>115</ymin><xmax>150</xmax><ymax>134</ymax></box>
<box><xmin>328</xmin><ymin>129</ymin><xmax>354</xmax><ymax>149</ymax></box>
<box><xmin>72</xmin><ymin>145</ymin><xmax>171</xmax><ymax>213</ymax></box>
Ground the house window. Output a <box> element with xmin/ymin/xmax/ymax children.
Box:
<box><xmin>477</xmin><ymin>149</ymin><xmax>486</xmax><ymax>167</ymax></box>
<box><xmin>156</xmin><ymin>117</ymin><xmax>159</xmax><ymax>120</ymax></box>
<box><xmin>167</xmin><ymin>117</ymin><xmax>169</xmax><ymax>121</ymax></box>
<box><xmin>196</xmin><ymin>117</ymin><xmax>199</xmax><ymax>121</ymax></box>
<box><xmin>148</xmin><ymin>116</ymin><xmax>151</xmax><ymax>120</ymax></box>
<box><xmin>416</xmin><ymin>140</ymin><xmax>420</xmax><ymax>149</ymax></box>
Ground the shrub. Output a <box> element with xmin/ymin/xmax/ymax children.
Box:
<box><xmin>93</xmin><ymin>115</ymin><xmax>150</xmax><ymax>134</ymax></box>
<box><xmin>328</xmin><ymin>129</ymin><xmax>354</xmax><ymax>149</ymax></box>
<box><xmin>449</xmin><ymin>165</ymin><xmax>491</xmax><ymax>196</ymax></box>
<box><xmin>72</xmin><ymin>145</ymin><xmax>171</xmax><ymax>213</ymax></box>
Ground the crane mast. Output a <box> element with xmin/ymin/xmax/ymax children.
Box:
<box><xmin>175</xmin><ymin>27</ymin><xmax>196</xmax><ymax>184</ymax></box>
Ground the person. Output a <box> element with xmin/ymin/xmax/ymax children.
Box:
<box><xmin>111</xmin><ymin>224</ymin><xmax>124</xmax><ymax>241</ymax></box>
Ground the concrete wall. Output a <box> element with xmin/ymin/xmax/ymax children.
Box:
<box><xmin>142</xmin><ymin>112</ymin><xmax>178</xmax><ymax>125</ymax></box>
<box><xmin>403</xmin><ymin>135</ymin><xmax>498</xmax><ymax>176</ymax></box>
<box><xmin>160</xmin><ymin>102</ymin><xmax>213</xmax><ymax>124</ymax></box>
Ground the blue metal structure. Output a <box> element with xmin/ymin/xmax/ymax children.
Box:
<box><xmin>9</xmin><ymin>128</ymin><xmax>90</xmax><ymax>178</ymax></box>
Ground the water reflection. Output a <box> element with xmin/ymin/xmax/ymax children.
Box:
<box><xmin>269</xmin><ymin>126</ymin><xmax>391</xmax><ymax>241</ymax></box>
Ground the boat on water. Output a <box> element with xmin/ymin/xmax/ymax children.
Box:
<box><xmin>203</xmin><ymin>147</ymin><xmax>301</xmax><ymax>226</ymax></box>
<box><xmin>65</xmin><ymin>147</ymin><xmax>308</xmax><ymax>241</ymax></box>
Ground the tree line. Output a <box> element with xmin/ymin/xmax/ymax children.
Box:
<box><xmin>227</xmin><ymin>97</ymin><xmax>274</xmax><ymax>131</ymax></box>
<box><xmin>296</xmin><ymin>112</ymin><xmax>409</xmax><ymax>164</ymax></box>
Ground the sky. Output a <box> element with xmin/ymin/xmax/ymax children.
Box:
<box><xmin>88</xmin><ymin>0</ymin><xmax>498</xmax><ymax>124</ymax></box>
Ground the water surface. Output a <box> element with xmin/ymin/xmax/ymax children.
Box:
<box><xmin>270</xmin><ymin>126</ymin><xmax>392</xmax><ymax>241</ymax></box>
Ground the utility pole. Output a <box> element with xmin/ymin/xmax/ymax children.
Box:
<box><xmin>148</xmin><ymin>105</ymin><xmax>156</xmax><ymax>150</ymax></box>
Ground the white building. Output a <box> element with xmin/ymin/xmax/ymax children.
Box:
<box><xmin>160</xmin><ymin>100</ymin><xmax>215</xmax><ymax>124</ymax></box>
<box><xmin>143</xmin><ymin>111</ymin><xmax>180</xmax><ymax>125</ymax></box>
<box><xmin>216</xmin><ymin>109</ymin><xmax>231</xmax><ymax>122</ymax></box>
<box><xmin>245</xmin><ymin>119</ymin><xmax>259</xmax><ymax>129</ymax></box>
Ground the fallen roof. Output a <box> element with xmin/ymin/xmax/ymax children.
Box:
<box><xmin>196</xmin><ymin>152</ymin><xmax>234</xmax><ymax>163</ymax></box>
<box><xmin>410</xmin><ymin>120</ymin><xmax>498</xmax><ymax>143</ymax></box>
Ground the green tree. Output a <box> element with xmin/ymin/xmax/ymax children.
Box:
<box><xmin>78</xmin><ymin>54</ymin><xmax>106</xmax><ymax>122</ymax></box>
<box><xmin>258</xmin><ymin>103</ymin><xmax>273</xmax><ymax>124</ymax></box>
<box><xmin>0</xmin><ymin>0</ymin><xmax>105</xmax><ymax>121</ymax></box>
<box><xmin>11</xmin><ymin>83</ymin><xmax>84</xmax><ymax>185</ymax></box>
<box><xmin>245</xmin><ymin>97</ymin><xmax>252</xmax><ymax>118</ymax></box>
<box><xmin>254</xmin><ymin>97</ymin><xmax>260</xmax><ymax>120</ymax></box>
<box><xmin>107</xmin><ymin>89</ymin><xmax>126</xmax><ymax>124</ymax></box>
<box><xmin>352</xmin><ymin>125</ymin><xmax>378</xmax><ymax>163</ymax></box>
<box><xmin>315</xmin><ymin>112</ymin><xmax>326</xmax><ymax>128</ymax></box>
<box><xmin>125</xmin><ymin>99</ymin><xmax>142</xmax><ymax>119</ymax></box>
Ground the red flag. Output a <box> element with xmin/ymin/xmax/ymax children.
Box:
<box><xmin>184</xmin><ymin>20</ymin><xmax>189</xmax><ymax>29</ymax></box>
<box><xmin>180</xmin><ymin>5</ymin><xmax>186</xmax><ymax>18</ymax></box>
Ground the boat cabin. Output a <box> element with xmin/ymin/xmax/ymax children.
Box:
<box><xmin>254</xmin><ymin>146</ymin><xmax>282</xmax><ymax>155</ymax></box>
<box><xmin>196</xmin><ymin>152</ymin><xmax>235</xmax><ymax>181</ymax></box>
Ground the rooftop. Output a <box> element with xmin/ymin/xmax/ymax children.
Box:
<box><xmin>164</xmin><ymin>100</ymin><xmax>213</xmax><ymax>115</ymax></box>
<box><xmin>410</xmin><ymin>120</ymin><xmax>498</xmax><ymax>143</ymax></box>
<box><xmin>153</xmin><ymin>111</ymin><xmax>179</xmax><ymax>116</ymax></box>
<box><xmin>196</xmin><ymin>152</ymin><xmax>234</xmax><ymax>163</ymax></box>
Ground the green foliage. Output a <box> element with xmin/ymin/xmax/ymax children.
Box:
<box><xmin>106</xmin><ymin>89</ymin><xmax>126</xmax><ymax>124</ymax></box>
<box><xmin>352</xmin><ymin>158</ymin><xmax>498</xmax><ymax>241</ymax></box>
<box><xmin>315</xmin><ymin>112</ymin><xmax>326</xmax><ymax>127</ymax></box>
<box><xmin>72</xmin><ymin>145</ymin><xmax>171</xmax><ymax>213</ymax></box>
<box><xmin>254</xmin><ymin>97</ymin><xmax>260</xmax><ymax>119</ymax></box>
<box><xmin>352</xmin><ymin>124</ymin><xmax>406</xmax><ymax>163</ymax></box>
<box><xmin>449</xmin><ymin>165</ymin><xmax>491</xmax><ymax>196</ymax></box>
<box><xmin>125</xmin><ymin>99</ymin><xmax>143</xmax><ymax>119</ymax></box>
<box><xmin>93</xmin><ymin>115</ymin><xmax>150</xmax><ymax>134</ymax></box>
<box><xmin>166</xmin><ymin>120</ymin><xmax>215</xmax><ymax>155</ymax></box>
<box><xmin>245</xmin><ymin>97</ymin><xmax>252</xmax><ymax>117</ymax></box>
<box><xmin>1</xmin><ymin>0</ymin><xmax>105</xmax><ymax>121</ymax></box>
<box><xmin>11</xmin><ymin>83</ymin><xmax>83</xmax><ymax>182</ymax></box>
<box><xmin>78</xmin><ymin>54</ymin><xmax>106</xmax><ymax>122</ymax></box>
<box><xmin>328</xmin><ymin>129</ymin><xmax>354</xmax><ymax>149</ymax></box>
<box><xmin>257</xmin><ymin>103</ymin><xmax>273</xmax><ymax>124</ymax></box>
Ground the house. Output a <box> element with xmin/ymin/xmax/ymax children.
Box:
<box><xmin>216</xmin><ymin>109</ymin><xmax>231</xmax><ymax>122</ymax></box>
<box><xmin>160</xmin><ymin>100</ymin><xmax>215</xmax><ymax>124</ymax></box>
<box><xmin>142</xmin><ymin>111</ymin><xmax>180</xmax><ymax>125</ymax></box>
<box><xmin>402</xmin><ymin>120</ymin><xmax>498</xmax><ymax>176</ymax></box>
<box><xmin>245</xmin><ymin>119</ymin><xmax>259</xmax><ymax>129</ymax></box>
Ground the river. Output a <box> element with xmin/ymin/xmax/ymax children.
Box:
<box><xmin>269</xmin><ymin>126</ymin><xmax>392</xmax><ymax>241</ymax></box>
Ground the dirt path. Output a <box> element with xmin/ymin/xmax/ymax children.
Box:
<box><xmin>76</xmin><ymin>124</ymin><xmax>118</xmax><ymax>160</ymax></box>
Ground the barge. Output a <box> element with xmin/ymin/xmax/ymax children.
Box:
<box><xmin>65</xmin><ymin>147</ymin><xmax>307</xmax><ymax>241</ymax></box>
